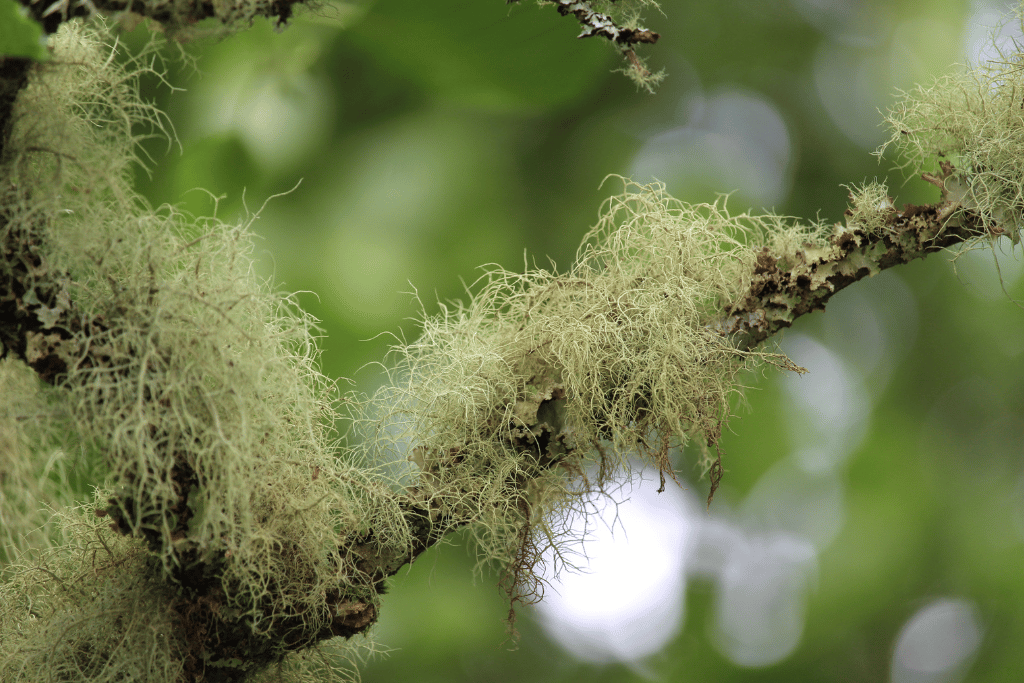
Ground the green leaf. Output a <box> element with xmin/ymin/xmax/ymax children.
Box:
<box><xmin>0</xmin><ymin>0</ymin><xmax>48</xmax><ymax>61</ymax></box>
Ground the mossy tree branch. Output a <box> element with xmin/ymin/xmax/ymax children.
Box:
<box><xmin>0</xmin><ymin>3</ymin><xmax>666</xmax><ymax>678</ymax></box>
<box><xmin>17</xmin><ymin>0</ymin><xmax>303</xmax><ymax>36</ymax></box>
<box><xmin>507</xmin><ymin>0</ymin><xmax>660</xmax><ymax>46</ymax></box>
<box><xmin>2</xmin><ymin>7</ymin><xmax>1023</xmax><ymax>683</ymax></box>
<box><xmin>719</xmin><ymin>163</ymin><xmax>996</xmax><ymax>351</ymax></box>
<box><xmin>508</xmin><ymin>0</ymin><xmax>663</xmax><ymax>87</ymax></box>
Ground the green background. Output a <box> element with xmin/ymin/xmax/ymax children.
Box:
<box><xmin>123</xmin><ymin>0</ymin><xmax>1024</xmax><ymax>680</ymax></box>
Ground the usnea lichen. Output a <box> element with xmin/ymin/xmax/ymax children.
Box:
<box><xmin>878</xmin><ymin>10</ymin><xmax>1024</xmax><ymax>237</ymax></box>
<box><xmin>359</xmin><ymin>178</ymin><xmax>816</xmax><ymax>599</ymax></box>
<box><xmin>8</xmin><ymin>5</ymin><xmax>1024</xmax><ymax>683</ymax></box>
<box><xmin>0</xmin><ymin>21</ymin><xmax>404</xmax><ymax>682</ymax></box>
<box><xmin>0</xmin><ymin>359</ymin><xmax>83</xmax><ymax>564</ymax></box>
<box><xmin>842</xmin><ymin>180</ymin><xmax>896</xmax><ymax>236</ymax></box>
<box><xmin>0</xmin><ymin>495</ymin><xmax>185</xmax><ymax>682</ymax></box>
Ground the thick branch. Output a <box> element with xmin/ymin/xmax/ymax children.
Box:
<box><xmin>0</xmin><ymin>224</ymin><xmax>100</xmax><ymax>383</ymax></box>
<box><xmin>0</xmin><ymin>162</ymin><xmax>992</xmax><ymax>682</ymax></box>
<box><xmin>0</xmin><ymin>16</ymin><xmax>993</xmax><ymax>677</ymax></box>
<box><xmin>365</xmin><ymin>168</ymin><xmax>1000</xmax><ymax>597</ymax></box>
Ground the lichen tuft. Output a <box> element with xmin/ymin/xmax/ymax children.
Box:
<box><xmin>359</xmin><ymin>177</ymin><xmax>804</xmax><ymax>601</ymax></box>
<box><xmin>1</xmin><ymin>21</ymin><xmax>399</xmax><ymax>682</ymax></box>
<box><xmin>877</xmin><ymin>8</ymin><xmax>1024</xmax><ymax>240</ymax></box>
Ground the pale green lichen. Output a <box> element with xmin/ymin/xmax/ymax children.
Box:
<box><xmin>843</xmin><ymin>180</ymin><xmax>897</xmax><ymax>236</ymax></box>
<box><xmin>0</xmin><ymin>359</ymin><xmax>90</xmax><ymax>566</ymax></box>
<box><xmin>0</xmin><ymin>21</ymin><xmax>400</xmax><ymax>682</ymax></box>
<box><xmin>359</xmin><ymin>178</ymin><xmax>807</xmax><ymax>593</ymax></box>
<box><xmin>878</xmin><ymin>9</ymin><xmax>1024</xmax><ymax>239</ymax></box>
<box><xmin>0</xmin><ymin>17</ymin><xmax>849</xmax><ymax>679</ymax></box>
<box><xmin>18</xmin><ymin>2</ymin><xmax>1012</xmax><ymax>678</ymax></box>
<box><xmin>0</xmin><ymin>494</ymin><xmax>185</xmax><ymax>683</ymax></box>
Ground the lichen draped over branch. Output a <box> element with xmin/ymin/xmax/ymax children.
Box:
<box><xmin>0</xmin><ymin>23</ymin><xmax>401</xmax><ymax>683</ymax></box>
<box><xmin>3</xmin><ymin>10</ymin><xmax>1024</xmax><ymax>683</ymax></box>
<box><xmin>0</xmin><ymin>23</ymin><xmax>790</xmax><ymax>680</ymax></box>
<box><xmin>365</xmin><ymin>178</ymin><xmax>805</xmax><ymax>518</ymax></box>
<box><xmin>877</xmin><ymin>29</ymin><xmax>1024</xmax><ymax>238</ymax></box>
<box><xmin>357</xmin><ymin>178</ymin><xmax>817</xmax><ymax>614</ymax></box>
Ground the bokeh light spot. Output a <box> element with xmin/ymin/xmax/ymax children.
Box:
<box><xmin>536</xmin><ymin>476</ymin><xmax>695</xmax><ymax>663</ymax></box>
<box><xmin>891</xmin><ymin>598</ymin><xmax>984</xmax><ymax>683</ymax></box>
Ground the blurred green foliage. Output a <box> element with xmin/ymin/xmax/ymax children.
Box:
<box><xmin>126</xmin><ymin>0</ymin><xmax>1024</xmax><ymax>680</ymax></box>
<box><xmin>0</xmin><ymin>0</ymin><xmax>48</xmax><ymax>60</ymax></box>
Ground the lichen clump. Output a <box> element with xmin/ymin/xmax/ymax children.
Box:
<box><xmin>0</xmin><ymin>22</ymin><xmax>404</xmax><ymax>682</ymax></box>
<box><xmin>1</xmin><ymin>10</ymin><xmax>921</xmax><ymax>683</ymax></box>
<box><xmin>878</xmin><ymin>11</ymin><xmax>1024</xmax><ymax>236</ymax></box>
<box><xmin>363</xmin><ymin>178</ymin><xmax>811</xmax><ymax>589</ymax></box>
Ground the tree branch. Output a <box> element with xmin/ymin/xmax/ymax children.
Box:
<box><xmin>18</xmin><ymin>0</ymin><xmax>303</xmax><ymax>35</ymax></box>
<box><xmin>506</xmin><ymin>0</ymin><xmax>659</xmax><ymax>46</ymax></box>
<box><xmin>0</xmin><ymin>142</ymin><xmax>992</xmax><ymax>682</ymax></box>
<box><xmin>718</xmin><ymin>162</ymin><xmax>992</xmax><ymax>351</ymax></box>
<box><xmin>0</xmin><ymin>8</ymin><xmax>1013</xmax><ymax>682</ymax></box>
<box><xmin>506</xmin><ymin>0</ymin><xmax>662</xmax><ymax>87</ymax></box>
